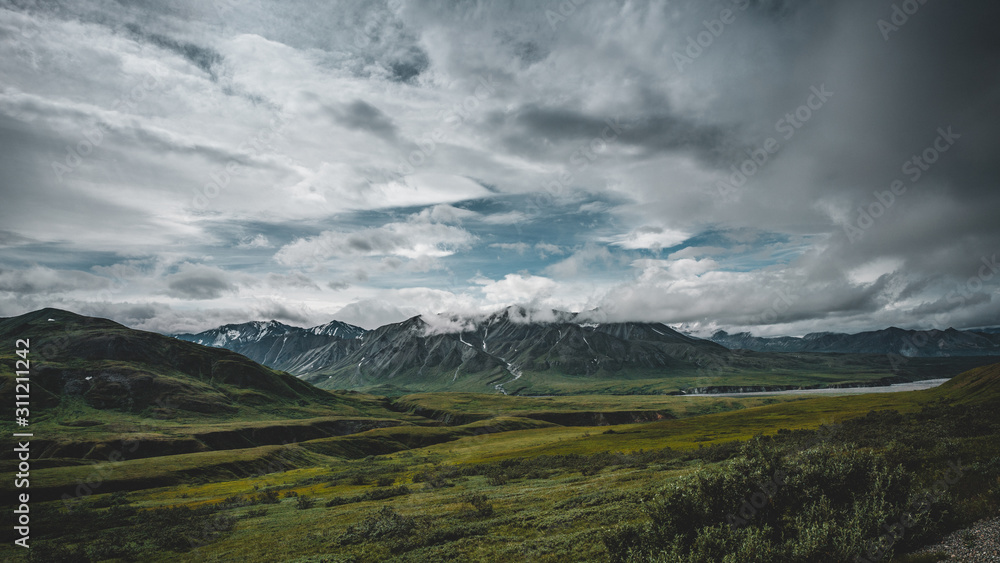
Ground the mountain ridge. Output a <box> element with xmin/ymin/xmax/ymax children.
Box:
<box><xmin>711</xmin><ymin>326</ymin><xmax>1000</xmax><ymax>357</ymax></box>
<box><xmin>173</xmin><ymin>318</ymin><xmax>367</xmax><ymax>375</ymax></box>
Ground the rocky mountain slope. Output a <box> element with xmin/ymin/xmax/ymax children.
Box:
<box><xmin>174</xmin><ymin>319</ymin><xmax>365</xmax><ymax>375</ymax></box>
<box><xmin>711</xmin><ymin>327</ymin><xmax>1000</xmax><ymax>356</ymax></box>
<box><xmin>301</xmin><ymin>306</ymin><xmax>733</xmax><ymax>392</ymax></box>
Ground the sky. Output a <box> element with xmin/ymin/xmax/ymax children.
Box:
<box><xmin>1</xmin><ymin>0</ymin><xmax>999</xmax><ymax>336</ymax></box>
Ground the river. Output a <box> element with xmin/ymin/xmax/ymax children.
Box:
<box><xmin>683</xmin><ymin>378</ymin><xmax>950</xmax><ymax>397</ymax></box>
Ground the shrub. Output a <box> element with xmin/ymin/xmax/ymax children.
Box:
<box><xmin>243</xmin><ymin>507</ymin><xmax>268</xmax><ymax>518</ymax></box>
<box><xmin>253</xmin><ymin>489</ymin><xmax>280</xmax><ymax>504</ymax></box>
<box><xmin>339</xmin><ymin>506</ymin><xmax>415</xmax><ymax>545</ymax></box>
<box><xmin>604</xmin><ymin>441</ymin><xmax>929</xmax><ymax>563</ymax></box>
<box><xmin>461</xmin><ymin>492</ymin><xmax>495</xmax><ymax>517</ymax></box>
<box><xmin>326</xmin><ymin>485</ymin><xmax>411</xmax><ymax>507</ymax></box>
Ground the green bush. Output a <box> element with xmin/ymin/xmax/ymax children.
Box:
<box><xmin>326</xmin><ymin>485</ymin><xmax>411</xmax><ymax>507</ymax></box>
<box><xmin>461</xmin><ymin>492</ymin><xmax>494</xmax><ymax>517</ymax></box>
<box><xmin>339</xmin><ymin>506</ymin><xmax>415</xmax><ymax>545</ymax></box>
<box><xmin>604</xmin><ymin>439</ymin><xmax>932</xmax><ymax>563</ymax></box>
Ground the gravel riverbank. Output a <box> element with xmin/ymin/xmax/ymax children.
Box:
<box><xmin>911</xmin><ymin>516</ymin><xmax>1000</xmax><ymax>562</ymax></box>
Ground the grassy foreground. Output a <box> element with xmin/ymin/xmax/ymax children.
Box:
<box><xmin>1</xmin><ymin>363</ymin><xmax>998</xmax><ymax>562</ymax></box>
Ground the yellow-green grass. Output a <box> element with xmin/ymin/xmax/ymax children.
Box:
<box><xmin>40</xmin><ymin>460</ymin><xmax>688</xmax><ymax>562</ymax></box>
<box><xmin>19</xmin><ymin>417</ymin><xmax>556</xmax><ymax>497</ymax></box>
<box><xmin>9</xmin><ymin>382</ymin><xmax>947</xmax><ymax>499</ymax></box>
<box><xmin>395</xmin><ymin>391</ymin><xmax>812</xmax><ymax>420</ymax></box>
<box><xmin>398</xmin><ymin>380</ymin><xmax>976</xmax><ymax>465</ymax></box>
<box><xmin>26</xmin><ymin>444</ymin><xmax>325</xmax><ymax>499</ymax></box>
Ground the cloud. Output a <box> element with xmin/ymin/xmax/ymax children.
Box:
<box><xmin>420</xmin><ymin>313</ymin><xmax>478</xmax><ymax>336</ymax></box>
<box><xmin>274</xmin><ymin>210</ymin><xmax>476</xmax><ymax>266</ymax></box>
<box><xmin>264</xmin><ymin>272</ymin><xmax>318</xmax><ymax>290</ymax></box>
<box><xmin>1</xmin><ymin>0</ymin><xmax>999</xmax><ymax>336</ymax></box>
<box><xmin>535</xmin><ymin>242</ymin><xmax>564</xmax><ymax>258</ymax></box>
<box><xmin>333</xmin><ymin>299</ymin><xmax>415</xmax><ymax>329</ymax></box>
<box><xmin>251</xmin><ymin>300</ymin><xmax>312</xmax><ymax>325</ymax></box>
<box><xmin>163</xmin><ymin>263</ymin><xmax>235</xmax><ymax>300</ymax></box>
<box><xmin>668</xmin><ymin>246</ymin><xmax>726</xmax><ymax>260</ymax></box>
<box><xmin>329</xmin><ymin>99</ymin><xmax>398</xmax><ymax>142</ymax></box>
<box><xmin>544</xmin><ymin>245</ymin><xmax>615</xmax><ymax>278</ymax></box>
<box><xmin>122</xmin><ymin>23</ymin><xmax>223</xmax><ymax>80</ymax></box>
<box><xmin>412</xmin><ymin>203</ymin><xmax>479</xmax><ymax>224</ymax></box>
<box><xmin>490</xmin><ymin>242</ymin><xmax>529</xmax><ymax>254</ymax></box>
<box><xmin>606</xmin><ymin>226</ymin><xmax>690</xmax><ymax>251</ymax></box>
<box><xmin>476</xmin><ymin>273</ymin><xmax>558</xmax><ymax>305</ymax></box>
<box><xmin>237</xmin><ymin>234</ymin><xmax>272</xmax><ymax>248</ymax></box>
<box><xmin>481</xmin><ymin>211</ymin><xmax>529</xmax><ymax>224</ymax></box>
<box><xmin>0</xmin><ymin>266</ymin><xmax>110</xmax><ymax>294</ymax></box>
<box><xmin>0</xmin><ymin>230</ymin><xmax>35</xmax><ymax>247</ymax></box>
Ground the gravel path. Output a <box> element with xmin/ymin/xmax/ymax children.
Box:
<box><xmin>911</xmin><ymin>516</ymin><xmax>1000</xmax><ymax>562</ymax></box>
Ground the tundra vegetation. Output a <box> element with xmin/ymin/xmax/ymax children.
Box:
<box><xmin>1</xmin><ymin>310</ymin><xmax>998</xmax><ymax>562</ymax></box>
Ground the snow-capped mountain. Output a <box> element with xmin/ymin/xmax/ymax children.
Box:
<box><xmin>174</xmin><ymin>319</ymin><xmax>367</xmax><ymax>375</ymax></box>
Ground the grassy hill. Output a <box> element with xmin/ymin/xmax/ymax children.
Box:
<box><xmin>0</xmin><ymin>309</ymin><xmax>424</xmax><ymax>472</ymax></box>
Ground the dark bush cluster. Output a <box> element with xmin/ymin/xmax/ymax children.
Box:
<box><xmin>326</xmin><ymin>485</ymin><xmax>412</xmax><ymax>507</ymax></box>
<box><xmin>27</xmin><ymin>497</ymin><xmax>240</xmax><ymax>562</ymax></box>
<box><xmin>603</xmin><ymin>402</ymin><xmax>1000</xmax><ymax>563</ymax></box>
<box><xmin>336</xmin><ymin>505</ymin><xmax>488</xmax><ymax>554</ymax></box>
<box><xmin>460</xmin><ymin>492</ymin><xmax>494</xmax><ymax>517</ymax></box>
<box><xmin>338</xmin><ymin>506</ymin><xmax>416</xmax><ymax>545</ymax></box>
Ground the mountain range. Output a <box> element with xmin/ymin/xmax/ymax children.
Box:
<box><xmin>174</xmin><ymin>319</ymin><xmax>365</xmax><ymax>375</ymax></box>
<box><xmin>297</xmin><ymin>306</ymin><xmax>735</xmax><ymax>394</ymax></box>
<box><xmin>710</xmin><ymin>327</ymin><xmax>1000</xmax><ymax>356</ymax></box>
<box><xmin>173</xmin><ymin>306</ymin><xmax>1000</xmax><ymax>395</ymax></box>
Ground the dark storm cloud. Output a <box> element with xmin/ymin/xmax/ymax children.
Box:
<box><xmin>254</xmin><ymin>302</ymin><xmax>312</xmax><ymax>325</ymax></box>
<box><xmin>386</xmin><ymin>44</ymin><xmax>430</xmax><ymax>82</ymax></box>
<box><xmin>0</xmin><ymin>230</ymin><xmax>34</xmax><ymax>247</ymax></box>
<box><xmin>163</xmin><ymin>264</ymin><xmax>235</xmax><ymax>300</ymax></box>
<box><xmin>0</xmin><ymin>266</ymin><xmax>110</xmax><ymax>294</ymax></box>
<box><xmin>491</xmin><ymin>105</ymin><xmax>735</xmax><ymax>163</ymax></box>
<box><xmin>122</xmin><ymin>23</ymin><xmax>223</xmax><ymax>80</ymax></box>
<box><xmin>329</xmin><ymin>100</ymin><xmax>398</xmax><ymax>142</ymax></box>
